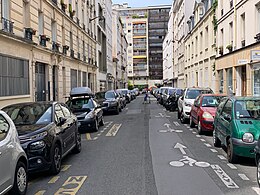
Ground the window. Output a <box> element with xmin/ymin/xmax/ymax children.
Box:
<box><xmin>23</xmin><ymin>2</ymin><xmax>30</xmax><ymax>27</ymax></box>
<box><xmin>62</xmin><ymin>67</ymin><xmax>66</xmax><ymax>95</ymax></box>
<box><xmin>55</xmin><ymin>104</ymin><xmax>64</xmax><ymax>123</ymax></box>
<box><xmin>70</xmin><ymin>69</ymin><xmax>77</xmax><ymax>89</ymax></box>
<box><xmin>38</xmin><ymin>11</ymin><xmax>44</xmax><ymax>35</ymax></box>
<box><xmin>257</xmin><ymin>6</ymin><xmax>260</xmax><ymax>33</ymax></box>
<box><xmin>218</xmin><ymin>69</ymin><xmax>224</xmax><ymax>93</ymax></box>
<box><xmin>200</xmin><ymin>32</ymin><xmax>203</xmax><ymax>52</ymax></box>
<box><xmin>226</xmin><ymin>68</ymin><xmax>233</xmax><ymax>92</ymax></box>
<box><xmin>205</xmin><ymin>26</ymin><xmax>208</xmax><ymax>48</ymax></box>
<box><xmin>222</xmin><ymin>100</ymin><xmax>232</xmax><ymax>117</ymax></box>
<box><xmin>70</xmin><ymin>32</ymin><xmax>73</xmax><ymax>49</ymax></box>
<box><xmin>0</xmin><ymin>55</ymin><xmax>29</xmax><ymax>96</ymax></box>
<box><xmin>229</xmin><ymin>22</ymin><xmax>233</xmax><ymax>44</ymax></box>
<box><xmin>78</xmin><ymin>70</ymin><xmax>81</xmax><ymax>87</ymax></box>
<box><xmin>51</xmin><ymin>21</ymin><xmax>57</xmax><ymax>42</ymax></box>
<box><xmin>82</xmin><ymin>72</ymin><xmax>87</xmax><ymax>87</ymax></box>
<box><xmin>0</xmin><ymin>114</ymin><xmax>9</xmax><ymax>141</ymax></box>
<box><xmin>2</xmin><ymin>0</ymin><xmax>10</xmax><ymax>19</ymax></box>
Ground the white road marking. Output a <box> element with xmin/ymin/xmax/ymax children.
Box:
<box><xmin>125</xmin><ymin>108</ymin><xmax>129</xmax><ymax>110</ymax></box>
<box><xmin>192</xmin><ymin>131</ymin><xmax>197</xmax><ymax>134</ymax></box>
<box><xmin>159</xmin><ymin>130</ymin><xmax>168</xmax><ymax>133</ymax></box>
<box><xmin>227</xmin><ymin>163</ymin><xmax>237</xmax><ymax>170</ymax></box>
<box><xmin>97</xmin><ymin>133</ymin><xmax>101</xmax><ymax>136</ymax></box>
<box><xmin>210</xmin><ymin>149</ymin><xmax>218</xmax><ymax>153</ymax></box>
<box><xmin>204</xmin><ymin>143</ymin><xmax>212</xmax><ymax>147</ymax></box>
<box><xmin>200</xmin><ymin>139</ymin><xmax>206</xmax><ymax>142</ymax></box>
<box><xmin>48</xmin><ymin>176</ymin><xmax>60</xmax><ymax>184</ymax></box>
<box><xmin>211</xmin><ymin>164</ymin><xmax>239</xmax><ymax>189</ymax></box>
<box><xmin>196</xmin><ymin>135</ymin><xmax>201</xmax><ymax>137</ymax></box>
<box><xmin>173</xmin><ymin>122</ymin><xmax>180</xmax><ymax>126</ymax></box>
<box><xmin>174</xmin><ymin>143</ymin><xmax>187</xmax><ymax>154</ymax></box>
<box><xmin>217</xmin><ymin>155</ymin><xmax>227</xmax><ymax>160</ymax></box>
<box><xmin>35</xmin><ymin>190</ymin><xmax>46</xmax><ymax>195</ymax></box>
<box><xmin>93</xmin><ymin>137</ymin><xmax>98</xmax><ymax>140</ymax></box>
<box><xmin>164</xmin><ymin>123</ymin><xmax>171</xmax><ymax>129</ymax></box>
<box><xmin>61</xmin><ymin>165</ymin><xmax>71</xmax><ymax>172</ymax></box>
<box><xmin>106</xmin><ymin>124</ymin><xmax>122</xmax><ymax>136</ymax></box>
<box><xmin>252</xmin><ymin>187</ymin><xmax>260</xmax><ymax>195</ymax></box>
<box><xmin>189</xmin><ymin>129</ymin><xmax>193</xmax><ymax>131</ymax></box>
<box><xmin>238</xmin><ymin>174</ymin><xmax>250</xmax><ymax>181</ymax></box>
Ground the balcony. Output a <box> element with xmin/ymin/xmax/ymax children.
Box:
<box><xmin>230</xmin><ymin>0</ymin><xmax>233</xmax><ymax>8</ymax></box>
<box><xmin>241</xmin><ymin>40</ymin><xmax>245</xmax><ymax>47</ymax></box>
<box><xmin>83</xmin><ymin>55</ymin><xmax>86</xmax><ymax>62</ymax></box>
<box><xmin>2</xmin><ymin>17</ymin><xmax>14</xmax><ymax>34</ymax></box>
<box><xmin>24</xmin><ymin>27</ymin><xmax>36</xmax><ymax>41</ymax></box>
<box><xmin>77</xmin><ymin>52</ymin><xmax>80</xmax><ymax>60</ymax></box>
<box><xmin>255</xmin><ymin>33</ymin><xmax>260</xmax><ymax>42</ymax></box>
<box><xmin>52</xmin><ymin>0</ymin><xmax>57</xmax><ymax>5</ymax></box>
<box><xmin>61</xmin><ymin>3</ymin><xmax>67</xmax><ymax>12</ymax></box>
<box><xmin>221</xmin><ymin>9</ymin><xmax>224</xmax><ymax>16</ymax></box>
<box><xmin>62</xmin><ymin>45</ymin><xmax>69</xmax><ymax>55</ymax></box>
<box><xmin>39</xmin><ymin>35</ymin><xmax>49</xmax><ymax>47</ymax></box>
<box><xmin>70</xmin><ymin>49</ymin><xmax>74</xmax><ymax>58</ymax></box>
<box><xmin>52</xmin><ymin>42</ymin><xmax>60</xmax><ymax>52</ymax></box>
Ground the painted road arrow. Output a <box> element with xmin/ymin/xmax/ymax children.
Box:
<box><xmin>164</xmin><ymin>123</ymin><xmax>171</xmax><ymax>129</ymax></box>
<box><xmin>174</xmin><ymin>143</ymin><xmax>187</xmax><ymax>154</ymax></box>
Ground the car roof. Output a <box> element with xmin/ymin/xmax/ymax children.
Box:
<box><xmin>70</xmin><ymin>87</ymin><xmax>92</xmax><ymax>97</ymax></box>
<box><xmin>2</xmin><ymin>101</ymin><xmax>55</xmax><ymax>108</ymax></box>
<box><xmin>231</xmin><ymin>96</ymin><xmax>260</xmax><ymax>101</ymax></box>
<box><xmin>200</xmin><ymin>94</ymin><xmax>226</xmax><ymax>97</ymax></box>
<box><xmin>187</xmin><ymin>87</ymin><xmax>212</xmax><ymax>90</ymax></box>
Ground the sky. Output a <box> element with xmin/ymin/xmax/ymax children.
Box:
<box><xmin>112</xmin><ymin>0</ymin><xmax>173</xmax><ymax>7</ymax></box>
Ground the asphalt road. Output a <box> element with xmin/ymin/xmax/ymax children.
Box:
<box><xmin>26</xmin><ymin>94</ymin><xmax>260</xmax><ymax>195</ymax></box>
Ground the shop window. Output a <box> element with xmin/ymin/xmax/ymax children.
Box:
<box><xmin>254</xmin><ymin>69</ymin><xmax>260</xmax><ymax>96</ymax></box>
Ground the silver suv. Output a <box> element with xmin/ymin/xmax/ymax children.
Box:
<box><xmin>0</xmin><ymin>110</ymin><xmax>28</xmax><ymax>195</ymax></box>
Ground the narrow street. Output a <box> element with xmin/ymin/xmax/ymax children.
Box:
<box><xmin>26</xmin><ymin>95</ymin><xmax>260</xmax><ymax>195</ymax></box>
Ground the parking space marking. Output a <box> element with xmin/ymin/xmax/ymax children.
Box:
<box><xmin>35</xmin><ymin>190</ymin><xmax>46</xmax><ymax>195</ymax></box>
<box><xmin>238</xmin><ymin>173</ymin><xmax>250</xmax><ymax>181</ymax></box>
<box><xmin>173</xmin><ymin>122</ymin><xmax>180</xmax><ymax>126</ymax></box>
<box><xmin>93</xmin><ymin>137</ymin><xmax>98</xmax><ymax>140</ymax></box>
<box><xmin>217</xmin><ymin>155</ymin><xmax>227</xmax><ymax>160</ymax></box>
<box><xmin>86</xmin><ymin>133</ymin><xmax>92</xmax><ymax>140</ymax></box>
<box><xmin>211</xmin><ymin>165</ymin><xmax>239</xmax><ymax>189</ymax></box>
<box><xmin>252</xmin><ymin>187</ymin><xmax>260</xmax><ymax>195</ymax></box>
<box><xmin>48</xmin><ymin>176</ymin><xmax>60</xmax><ymax>184</ymax></box>
<box><xmin>196</xmin><ymin>135</ymin><xmax>201</xmax><ymax>137</ymax></box>
<box><xmin>200</xmin><ymin>139</ymin><xmax>206</xmax><ymax>142</ymax></box>
<box><xmin>54</xmin><ymin>176</ymin><xmax>87</xmax><ymax>195</ymax></box>
<box><xmin>192</xmin><ymin>131</ymin><xmax>197</xmax><ymax>134</ymax></box>
<box><xmin>101</xmin><ymin>130</ymin><xmax>104</xmax><ymax>133</ymax></box>
<box><xmin>106</xmin><ymin>124</ymin><xmax>122</xmax><ymax>137</ymax></box>
<box><xmin>227</xmin><ymin>163</ymin><xmax>237</xmax><ymax>170</ymax></box>
<box><xmin>204</xmin><ymin>143</ymin><xmax>212</xmax><ymax>147</ymax></box>
<box><xmin>61</xmin><ymin>165</ymin><xmax>71</xmax><ymax>172</ymax></box>
<box><xmin>97</xmin><ymin>133</ymin><xmax>101</xmax><ymax>136</ymax></box>
<box><xmin>189</xmin><ymin>129</ymin><xmax>193</xmax><ymax>131</ymax></box>
<box><xmin>210</xmin><ymin>149</ymin><xmax>218</xmax><ymax>153</ymax></box>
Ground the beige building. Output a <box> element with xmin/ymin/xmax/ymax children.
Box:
<box><xmin>0</xmin><ymin>0</ymin><xmax>98</xmax><ymax>108</ymax></box>
<box><xmin>216</xmin><ymin>0</ymin><xmax>260</xmax><ymax>96</ymax></box>
<box><xmin>184</xmin><ymin>0</ymin><xmax>216</xmax><ymax>92</ymax></box>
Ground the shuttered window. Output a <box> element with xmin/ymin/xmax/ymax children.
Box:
<box><xmin>0</xmin><ymin>54</ymin><xmax>29</xmax><ymax>96</ymax></box>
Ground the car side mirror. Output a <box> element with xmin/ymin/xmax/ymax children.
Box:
<box><xmin>58</xmin><ymin>117</ymin><xmax>66</xmax><ymax>126</ymax></box>
<box><xmin>224</xmin><ymin>114</ymin><xmax>231</xmax><ymax>121</ymax></box>
<box><xmin>181</xmin><ymin>96</ymin><xmax>184</xmax><ymax>100</ymax></box>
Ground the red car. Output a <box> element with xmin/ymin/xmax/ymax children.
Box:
<box><xmin>189</xmin><ymin>94</ymin><xmax>226</xmax><ymax>134</ymax></box>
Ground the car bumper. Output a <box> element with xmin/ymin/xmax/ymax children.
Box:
<box><xmin>201</xmin><ymin>120</ymin><xmax>214</xmax><ymax>131</ymax></box>
<box><xmin>232</xmin><ymin>138</ymin><xmax>257</xmax><ymax>158</ymax></box>
<box><xmin>78</xmin><ymin>118</ymin><xmax>96</xmax><ymax>130</ymax></box>
<box><xmin>183</xmin><ymin>106</ymin><xmax>191</xmax><ymax>119</ymax></box>
<box><xmin>102</xmin><ymin>105</ymin><xmax>118</xmax><ymax>112</ymax></box>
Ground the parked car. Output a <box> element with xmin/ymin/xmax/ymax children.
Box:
<box><xmin>0</xmin><ymin>110</ymin><xmax>28</xmax><ymax>195</ymax></box>
<box><xmin>157</xmin><ymin>87</ymin><xmax>169</xmax><ymax>104</ymax></box>
<box><xmin>116</xmin><ymin>90</ymin><xmax>127</xmax><ymax>108</ymax></box>
<box><xmin>130</xmin><ymin>90</ymin><xmax>136</xmax><ymax>100</ymax></box>
<box><xmin>95</xmin><ymin>90</ymin><xmax>122</xmax><ymax>114</ymax></box>
<box><xmin>67</xmin><ymin>87</ymin><xmax>104</xmax><ymax>132</ymax></box>
<box><xmin>133</xmin><ymin>88</ymin><xmax>140</xmax><ymax>96</ymax></box>
<box><xmin>164</xmin><ymin>88</ymin><xmax>184</xmax><ymax>111</ymax></box>
<box><xmin>118</xmin><ymin>89</ymin><xmax>131</xmax><ymax>103</ymax></box>
<box><xmin>2</xmin><ymin>102</ymin><xmax>81</xmax><ymax>174</ymax></box>
<box><xmin>178</xmin><ymin>87</ymin><xmax>213</xmax><ymax>123</ymax></box>
<box><xmin>190</xmin><ymin>94</ymin><xmax>226</xmax><ymax>134</ymax></box>
<box><xmin>162</xmin><ymin>87</ymin><xmax>175</xmax><ymax>106</ymax></box>
<box><xmin>255</xmin><ymin>137</ymin><xmax>260</xmax><ymax>187</ymax></box>
<box><xmin>213</xmin><ymin>96</ymin><xmax>260</xmax><ymax>163</ymax></box>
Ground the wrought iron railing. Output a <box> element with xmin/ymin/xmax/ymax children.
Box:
<box><xmin>2</xmin><ymin>17</ymin><xmax>14</xmax><ymax>33</ymax></box>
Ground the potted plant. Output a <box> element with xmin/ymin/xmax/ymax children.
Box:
<box><xmin>226</xmin><ymin>44</ymin><xmax>232</xmax><ymax>52</ymax></box>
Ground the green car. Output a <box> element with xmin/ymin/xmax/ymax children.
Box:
<box><xmin>213</xmin><ymin>96</ymin><xmax>260</xmax><ymax>163</ymax></box>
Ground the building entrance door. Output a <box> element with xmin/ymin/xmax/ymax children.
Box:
<box><xmin>35</xmin><ymin>62</ymin><xmax>46</xmax><ymax>101</ymax></box>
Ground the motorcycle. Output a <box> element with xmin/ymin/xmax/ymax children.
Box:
<box><xmin>164</xmin><ymin>94</ymin><xmax>180</xmax><ymax>111</ymax></box>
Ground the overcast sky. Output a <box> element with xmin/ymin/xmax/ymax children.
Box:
<box><xmin>112</xmin><ymin>0</ymin><xmax>173</xmax><ymax>7</ymax></box>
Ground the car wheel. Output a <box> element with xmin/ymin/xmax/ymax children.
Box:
<box><xmin>10</xmin><ymin>161</ymin><xmax>27</xmax><ymax>195</ymax></box>
<box><xmin>213</xmin><ymin>130</ymin><xmax>221</xmax><ymax>147</ymax></box>
<box><xmin>180</xmin><ymin>111</ymin><xmax>186</xmax><ymax>124</ymax></box>
<box><xmin>93</xmin><ymin>119</ymin><xmax>99</xmax><ymax>132</ymax></box>
<box><xmin>177</xmin><ymin>110</ymin><xmax>181</xmax><ymax>119</ymax></box>
<box><xmin>227</xmin><ymin>139</ymin><xmax>238</xmax><ymax>163</ymax></box>
<box><xmin>50</xmin><ymin>144</ymin><xmax>62</xmax><ymax>175</ymax></box>
<box><xmin>257</xmin><ymin>157</ymin><xmax>260</xmax><ymax>187</ymax></box>
<box><xmin>116</xmin><ymin>106</ymin><xmax>120</xmax><ymax>115</ymax></box>
<box><xmin>99</xmin><ymin>116</ymin><xmax>105</xmax><ymax>126</ymax></box>
<box><xmin>72</xmin><ymin>132</ymin><xmax>81</xmax><ymax>154</ymax></box>
<box><xmin>197</xmin><ymin>121</ymin><xmax>203</xmax><ymax>135</ymax></box>
<box><xmin>189</xmin><ymin>116</ymin><xmax>195</xmax><ymax>128</ymax></box>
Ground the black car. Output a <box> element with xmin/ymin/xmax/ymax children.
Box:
<box><xmin>2</xmin><ymin>102</ymin><xmax>81</xmax><ymax>174</ymax></box>
<box><xmin>67</xmin><ymin>87</ymin><xmax>104</xmax><ymax>132</ymax></box>
<box><xmin>165</xmin><ymin>88</ymin><xmax>184</xmax><ymax>111</ymax></box>
<box><xmin>95</xmin><ymin>90</ymin><xmax>122</xmax><ymax>114</ymax></box>
<box><xmin>117</xmin><ymin>89</ymin><xmax>131</xmax><ymax>103</ymax></box>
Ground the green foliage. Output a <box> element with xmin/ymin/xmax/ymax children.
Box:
<box><xmin>212</xmin><ymin>0</ymin><xmax>218</xmax><ymax>12</ymax></box>
<box><xmin>69</xmin><ymin>4</ymin><xmax>72</xmax><ymax>13</ymax></box>
<box><xmin>212</xmin><ymin>15</ymin><xmax>218</xmax><ymax>32</ymax></box>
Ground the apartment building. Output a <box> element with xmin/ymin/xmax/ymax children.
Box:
<box><xmin>163</xmin><ymin>3</ymin><xmax>174</xmax><ymax>86</ymax></box>
<box><xmin>172</xmin><ymin>0</ymin><xmax>194</xmax><ymax>88</ymax></box>
<box><xmin>215</xmin><ymin>0</ymin><xmax>260</xmax><ymax>96</ymax></box>
<box><xmin>184</xmin><ymin>0</ymin><xmax>216</xmax><ymax>91</ymax></box>
<box><xmin>0</xmin><ymin>0</ymin><xmax>98</xmax><ymax>108</ymax></box>
<box><xmin>112</xmin><ymin>9</ymin><xmax>128</xmax><ymax>89</ymax></box>
<box><xmin>113</xmin><ymin>4</ymin><xmax>170</xmax><ymax>88</ymax></box>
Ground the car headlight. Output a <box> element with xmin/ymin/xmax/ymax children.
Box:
<box><xmin>85</xmin><ymin>112</ymin><xmax>95</xmax><ymax>119</ymax></box>
<box><xmin>30</xmin><ymin>131</ymin><xmax>47</xmax><ymax>140</ymax></box>
<box><xmin>242</xmin><ymin>133</ymin><xmax>254</xmax><ymax>143</ymax></box>
<box><xmin>184</xmin><ymin>102</ymin><xmax>192</xmax><ymax>107</ymax></box>
<box><xmin>202</xmin><ymin>112</ymin><xmax>213</xmax><ymax>119</ymax></box>
<box><xmin>30</xmin><ymin>140</ymin><xmax>45</xmax><ymax>150</ymax></box>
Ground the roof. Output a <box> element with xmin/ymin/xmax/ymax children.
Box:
<box><xmin>70</xmin><ymin>87</ymin><xmax>92</xmax><ymax>97</ymax></box>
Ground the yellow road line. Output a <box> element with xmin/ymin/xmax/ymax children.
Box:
<box><xmin>48</xmin><ymin>176</ymin><xmax>60</xmax><ymax>184</ymax></box>
<box><xmin>34</xmin><ymin>190</ymin><xmax>46</xmax><ymax>195</ymax></box>
<box><xmin>106</xmin><ymin>124</ymin><xmax>122</xmax><ymax>137</ymax></box>
<box><xmin>54</xmin><ymin>176</ymin><xmax>87</xmax><ymax>195</ymax></box>
<box><xmin>61</xmin><ymin>165</ymin><xmax>71</xmax><ymax>172</ymax></box>
<box><xmin>86</xmin><ymin>133</ymin><xmax>92</xmax><ymax>140</ymax></box>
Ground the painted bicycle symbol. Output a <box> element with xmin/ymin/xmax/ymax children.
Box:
<box><xmin>169</xmin><ymin>156</ymin><xmax>210</xmax><ymax>168</ymax></box>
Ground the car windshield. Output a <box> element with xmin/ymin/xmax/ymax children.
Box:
<box><xmin>235</xmin><ymin>100</ymin><xmax>260</xmax><ymax>119</ymax></box>
<box><xmin>3</xmin><ymin>103</ymin><xmax>52</xmax><ymax>125</ymax></box>
<box><xmin>95</xmin><ymin>92</ymin><xmax>105</xmax><ymax>99</ymax></box>
<box><xmin>105</xmin><ymin>92</ymin><xmax>115</xmax><ymax>99</ymax></box>
<box><xmin>120</xmin><ymin>90</ymin><xmax>128</xmax><ymax>95</ymax></box>
<box><xmin>67</xmin><ymin>98</ymin><xmax>93</xmax><ymax>110</ymax></box>
<box><xmin>185</xmin><ymin>89</ymin><xmax>212</xmax><ymax>99</ymax></box>
<box><xmin>201</xmin><ymin>96</ymin><xmax>225</xmax><ymax>107</ymax></box>
<box><xmin>168</xmin><ymin>89</ymin><xmax>176</xmax><ymax>95</ymax></box>
<box><xmin>175</xmin><ymin>89</ymin><xmax>183</xmax><ymax>95</ymax></box>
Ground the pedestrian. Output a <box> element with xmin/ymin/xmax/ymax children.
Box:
<box><xmin>143</xmin><ymin>91</ymin><xmax>150</xmax><ymax>104</ymax></box>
